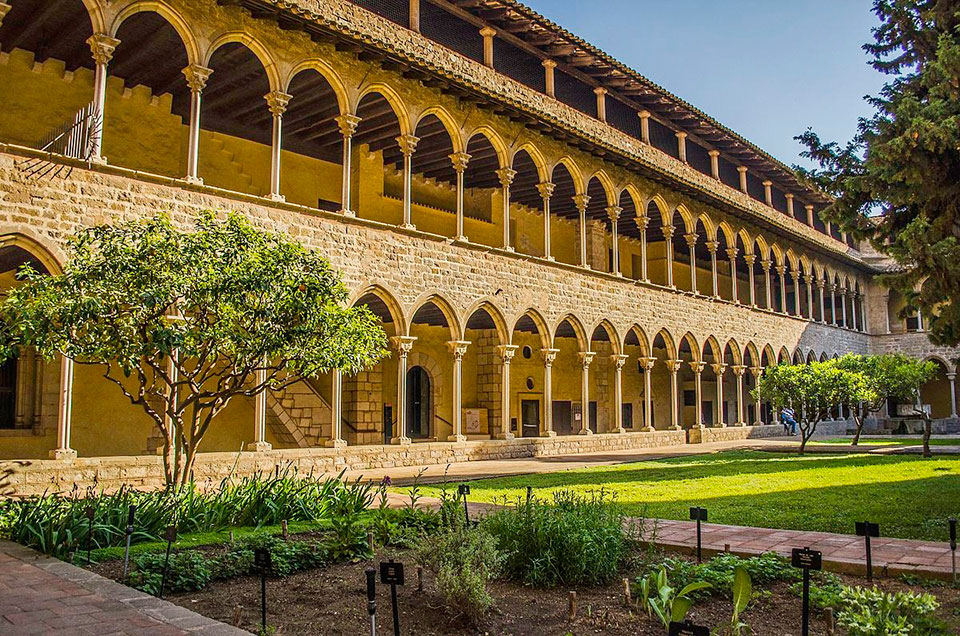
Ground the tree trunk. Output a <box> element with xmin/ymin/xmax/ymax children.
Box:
<box><xmin>851</xmin><ymin>413</ymin><xmax>864</xmax><ymax>446</ymax></box>
<box><xmin>922</xmin><ymin>414</ymin><xmax>932</xmax><ymax>458</ymax></box>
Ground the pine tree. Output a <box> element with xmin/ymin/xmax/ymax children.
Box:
<box><xmin>796</xmin><ymin>0</ymin><xmax>960</xmax><ymax>346</ymax></box>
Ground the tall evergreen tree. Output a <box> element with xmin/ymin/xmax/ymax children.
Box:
<box><xmin>796</xmin><ymin>0</ymin><xmax>960</xmax><ymax>345</ymax></box>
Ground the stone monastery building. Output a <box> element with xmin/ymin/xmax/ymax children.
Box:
<box><xmin>0</xmin><ymin>0</ymin><xmax>956</xmax><ymax>490</ymax></box>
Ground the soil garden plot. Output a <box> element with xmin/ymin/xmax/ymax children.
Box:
<box><xmin>87</xmin><ymin>546</ymin><xmax>960</xmax><ymax>635</ymax></box>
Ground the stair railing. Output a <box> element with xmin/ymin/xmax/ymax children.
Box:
<box><xmin>17</xmin><ymin>101</ymin><xmax>101</xmax><ymax>179</ymax></box>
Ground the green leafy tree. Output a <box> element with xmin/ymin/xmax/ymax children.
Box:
<box><xmin>0</xmin><ymin>212</ymin><xmax>387</xmax><ymax>487</ymax></box>
<box><xmin>834</xmin><ymin>354</ymin><xmax>937</xmax><ymax>452</ymax></box>
<box><xmin>753</xmin><ymin>360</ymin><xmax>878</xmax><ymax>453</ymax></box>
<box><xmin>795</xmin><ymin>1</ymin><xmax>960</xmax><ymax>346</ymax></box>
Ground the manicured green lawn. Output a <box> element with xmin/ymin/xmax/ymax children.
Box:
<box><xmin>415</xmin><ymin>451</ymin><xmax>960</xmax><ymax>541</ymax></box>
<box><xmin>810</xmin><ymin>436</ymin><xmax>960</xmax><ymax>447</ymax></box>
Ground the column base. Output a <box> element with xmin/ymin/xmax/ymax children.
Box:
<box><xmin>545</xmin><ymin>255</ymin><xmax>555</xmax><ymax>262</ymax></box>
<box><xmin>671</xmin><ymin>425</ymin><xmax>682</xmax><ymax>431</ymax></box>
<box><xmin>324</xmin><ymin>438</ymin><xmax>346</xmax><ymax>449</ymax></box>
<box><xmin>183</xmin><ymin>175</ymin><xmax>203</xmax><ymax>185</ymax></box>
<box><xmin>503</xmin><ymin>246</ymin><xmax>515</xmax><ymax>252</ymax></box>
<box><xmin>613</xmin><ymin>272</ymin><xmax>623</xmax><ymax>277</ymax></box>
<box><xmin>714</xmin><ymin>422</ymin><xmax>727</xmax><ymax>428</ymax></box>
<box><xmin>247</xmin><ymin>441</ymin><xmax>273</xmax><ymax>452</ymax></box>
<box><xmin>578</xmin><ymin>428</ymin><xmax>594</xmax><ymax>435</ymax></box>
<box><xmin>49</xmin><ymin>448</ymin><xmax>77</xmax><ymax>460</ymax></box>
<box><xmin>390</xmin><ymin>436</ymin><xmax>412</xmax><ymax>445</ymax></box>
<box><xmin>454</xmin><ymin>235</ymin><xmax>468</xmax><ymax>242</ymax></box>
<box><xmin>400</xmin><ymin>223</ymin><xmax>416</xmax><ymax>230</ymax></box>
<box><xmin>540</xmin><ymin>430</ymin><xmax>557</xmax><ymax>438</ymax></box>
<box><xmin>608</xmin><ymin>427</ymin><xmax>627</xmax><ymax>434</ymax></box>
<box><xmin>734</xmin><ymin>421</ymin><xmax>747</xmax><ymax>427</ymax></box>
<box><xmin>338</xmin><ymin>208</ymin><xmax>355</xmax><ymax>217</ymax></box>
<box><xmin>89</xmin><ymin>155</ymin><xmax>108</xmax><ymax>166</ymax></box>
<box><xmin>266</xmin><ymin>193</ymin><xmax>285</xmax><ymax>203</ymax></box>
<box><xmin>447</xmin><ymin>434</ymin><xmax>467</xmax><ymax>443</ymax></box>
<box><xmin>495</xmin><ymin>431</ymin><xmax>516</xmax><ymax>440</ymax></box>
<box><xmin>641</xmin><ymin>426</ymin><xmax>655</xmax><ymax>432</ymax></box>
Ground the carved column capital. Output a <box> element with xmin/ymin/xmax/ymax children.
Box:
<box><xmin>749</xmin><ymin>366</ymin><xmax>763</xmax><ymax>378</ymax></box>
<box><xmin>712</xmin><ymin>362</ymin><xmax>728</xmax><ymax>376</ymax></box>
<box><xmin>182</xmin><ymin>64</ymin><xmax>213</xmax><ymax>93</ymax></box>
<box><xmin>684</xmin><ymin>232</ymin><xmax>699</xmax><ymax>248</ymax></box>
<box><xmin>731</xmin><ymin>365</ymin><xmax>747</xmax><ymax>377</ymax></box>
<box><xmin>449</xmin><ymin>151</ymin><xmax>471</xmax><ymax>173</ymax></box>
<box><xmin>611</xmin><ymin>354</ymin><xmax>628</xmax><ymax>369</ymax></box>
<box><xmin>636</xmin><ymin>214</ymin><xmax>650</xmax><ymax>230</ymax></box>
<box><xmin>605</xmin><ymin>205</ymin><xmax>622</xmax><ymax>222</ymax></box>
<box><xmin>665</xmin><ymin>359</ymin><xmax>684</xmax><ymax>373</ymax></box>
<box><xmin>639</xmin><ymin>356</ymin><xmax>657</xmax><ymax>371</ymax></box>
<box><xmin>541</xmin><ymin>348</ymin><xmax>560</xmax><ymax>366</ymax></box>
<box><xmin>536</xmin><ymin>181</ymin><xmax>555</xmax><ymax>200</ymax></box>
<box><xmin>662</xmin><ymin>224</ymin><xmax>676</xmax><ymax>240</ymax></box>
<box><xmin>396</xmin><ymin>133</ymin><xmax>420</xmax><ymax>156</ymax></box>
<box><xmin>390</xmin><ymin>335</ymin><xmax>417</xmax><ymax>355</ymax></box>
<box><xmin>495</xmin><ymin>167</ymin><xmax>517</xmax><ymax>187</ymax></box>
<box><xmin>578</xmin><ymin>351</ymin><xmax>596</xmax><ymax>368</ymax></box>
<box><xmin>573</xmin><ymin>193</ymin><xmax>591</xmax><ymax>213</ymax></box>
<box><xmin>743</xmin><ymin>253</ymin><xmax>757</xmax><ymax>266</ymax></box>
<box><xmin>264</xmin><ymin>91</ymin><xmax>292</xmax><ymax>116</ymax></box>
<box><xmin>725</xmin><ymin>246</ymin><xmax>738</xmax><ymax>260</ymax></box>
<box><xmin>690</xmin><ymin>361</ymin><xmax>707</xmax><ymax>374</ymax></box>
<box><xmin>335</xmin><ymin>113</ymin><xmax>362</xmax><ymax>138</ymax></box>
<box><xmin>760</xmin><ymin>259</ymin><xmax>772</xmax><ymax>272</ymax></box>
<box><xmin>447</xmin><ymin>340</ymin><xmax>470</xmax><ymax>360</ymax></box>
<box><xmin>497</xmin><ymin>344</ymin><xmax>518</xmax><ymax>362</ymax></box>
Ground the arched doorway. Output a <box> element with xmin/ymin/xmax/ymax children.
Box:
<box><xmin>406</xmin><ymin>365</ymin><xmax>431</xmax><ymax>439</ymax></box>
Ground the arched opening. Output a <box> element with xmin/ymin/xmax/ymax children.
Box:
<box><xmin>744</xmin><ymin>346</ymin><xmax>761</xmax><ymax>424</ymax></box>
<box><xmin>920</xmin><ymin>360</ymin><xmax>953</xmax><ymax>420</ymax></box>
<box><xmin>409</xmin><ymin>114</ymin><xmax>457</xmax><ymax>233</ymax></box>
<box><xmin>584</xmin><ymin>176</ymin><xmax>612</xmax><ymax>273</ymax></box>
<box><xmin>677</xmin><ymin>334</ymin><xmax>698</xmax><ymax>428</ymax></box>
<box><xmin>102</xmin><ymin>12</ymin><xmax>190</xmax><ymax>177</ymax></box>
<box><xmin>723</xmin><ymin>341</ymin><xmax>742</xmax><ymax>425</ymax></box>
<box><xmin>281</xmin><ymin>68</ymin><xmax>342</xmax><ymax>209</ymax></box>
<box><xmin>464</xmin><ymin>305</ymin><xmax>508</xmax><ymax>439</ymax></box>
<box><xmin>462</xmin><ymin>132</ymin><xmax>502</xmax><ymax>248</ymax></box>
<box><xmin>753</xmin><ymin>241</ymin><xmax>769</xmax><ymax>308</ymax></box>
<box><xmin>548</xmin><ymin>163</ymin><xmax>579</xmax><ymax>266</ymax></box>
<box><xmin>651</xmin><ymin>331</ymin><xmax>675</xmax><ymax>430</ymax></box>
<box><xmin>771</xmin><ymin>259</ymin><xmax>784</xmax><ymax>313</ymax></box>
<box><xmin>512</xmin><ymin>312</ymin><xmax>547</xmax><ymax>438</ymax></box>
<box><xmin>406</xmin><ymin>365</ymin><xmax>431</xmax><ymax>439</ymax></box>
<box><xmin>670</xmin><ymin>210</ymin><xmax>691</xmax><ymax>291</ymax></box>
<box><xmin>589</xmin><ymin>323</ymin><xmax>619</xmax><ymax>433</ymax></box>
<box><xmin>354</xmin><ymin>91</ymin><xmax>404</xmax><ymax>224</ymax></box>
<box><xmin>618</xmin><ymin>189</ymin><xmax>643</xmax><ymax>281</ymax></box>
<box><xmin>553</xmin><ymin>317</ymin><xmax>587</xmax><ymax>435</ymax></box>
<box><xmin>624</xmin><ymin>327</ymin><xmax>649</xmax><ymax>429</ymax></box>
<box><xmin>509</xmin><ymin>149</ymin><xmax>543</xmax><ymax>257</ymax></box>
<box><xmin>646</xmin><ymin>201</ymin><xmax>669</xmax><ymax>287</ymax></box>
<box><xmin>408</xmin><ymin>299</ymin><xmax>456</xmax><ymax>441</ymax></box>
<box><xmin>0</xmin><ymin>1</ymin><xmax>95</xmax><ymax>148</ymax></box>
<box><xmin>690</xmin><ymin>218</ymin><xmax>710</xmax><ymax>296</ymax></box>
<box><xmin>201</xmin><ymin>43</ymin><xmax>272</xmax><ymax>195</ymax></box>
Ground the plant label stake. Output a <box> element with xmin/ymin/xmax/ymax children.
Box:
<box><xmin>85</xmin><ymin>506</ymin><xmax>95</xmax><ymax>564</ymax></box>
<box><xmin>526</xmin><ymin>485</ymin><xmax>533</xmax><ymax>505</ymax></box>
<box><xmin>458</xmin><ymin>484</ymin><xmax>471</xmax><ymax>526</ymax></box>
<box><xmin>949</xmin><ymin>516</ymin><xmax>957</xmax><ymax>583</ymax></box>
<box><xmin>855</xmin><ymin>521</ymin><xmax>879</xmax><ymax>581</ymax></box>
<box><xmin>122</xmin><ymin>504</ymin><xmax>137</xmax><ymax>581</ymax></box>
<box><xmin>380</xmin><ymin>559</ymin><xmax>404</xmax><ymax>636</ymax></box>
<box><xmin>689</xmin><ymin>506</ymin><xmax>707</xmax><ymax>563</ymax></box>
<box><xmin>254</xmin><ymin>548</ymin><xmax>271</xmax><ymax>633</ymax></box>
<box><xmin>792</xmin><ymin>547</ymin><xmax>822</xmax><ymax>636</ymax></box>
<box><xmin>365</xmin><ymin>567</ymin><xmax>377</xmax><ymax>636</ymax></box>
<box><xmin>668</xmin><ymin>620</ymin><xmax>709</xmax><ymax>635</ymax></box>
<box><xmin>158</xmin><ymin>525</ymin><xmax>177</xmax><ymax>599</ymax></box>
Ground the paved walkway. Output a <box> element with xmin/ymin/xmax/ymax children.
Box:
<box><xmin>0</xmin><ymin>540</ymin><xmax>243</xmax><ymax>635</ymax></box>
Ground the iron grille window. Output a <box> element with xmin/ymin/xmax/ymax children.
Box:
<box><xmin>555</xmin><ymin>70</ymin><xmax>595</xmax><ymax>115</ymax></box>
<box><xmin>421</xmin><ymin>2</ymin><xmax>483</xmax><ymax>63</ymax></box>
<box><xmin>494</xmin><ymin>39</ymin><xmax>544</xmax><ymax>92</ymax></box>
<box><xmin>349</xmin><ymin>0</ymin><xmax>409</xmax><ymax>26</ymax></box>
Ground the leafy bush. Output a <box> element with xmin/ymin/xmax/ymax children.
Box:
<box><xmin>482</xmin><ymin>489</ymin><xmax>634</xmax><ymax>587</ymax></box>
<box><xmin>0</xmin><ymin>467</ymin><xmax>372</xmax><ymax>558</ymax></box>
<box><xmin>836</xmin><ymin>587</ymin><xmax>943</xmax><ymax>636</ymax></box>
<box><xmin>130</xmin><ymin>550</ymin><xmax>213</xmax><ymax>595</ymax></box>
<box><xmin>417</xmin><ymin>521</ymin><xmax>503</xmax><ymax>622</ymax></box>
<box><xmin>789</xmin><ymin>571</ymin><xmax>845</xmax><ymax>611</ymax></box>
<box><xmin>651</xmin><ymin>552</ymin><xmax>796</xmax><ymax>600</ymax></box>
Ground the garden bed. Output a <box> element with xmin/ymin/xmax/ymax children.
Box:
<box><xmin>88</xmin><ymin>545</ymin><xmax>960</xmax><ymax>635</ymax></box>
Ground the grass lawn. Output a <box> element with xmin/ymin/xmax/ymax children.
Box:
<box><xmin>414</xmin><ymin>450</ymin><xmax>960</xmax><ymax>541</ymax></box>
<box><xmin>810</xmin><ymin>436</ymin><xmax>960</xmax><ymax>447</ymax></box>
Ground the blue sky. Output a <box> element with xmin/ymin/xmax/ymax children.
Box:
<box><xmin>521</xmin><ymin>1</ymin><xmax>884</xmax><ymax>168</ymax></box>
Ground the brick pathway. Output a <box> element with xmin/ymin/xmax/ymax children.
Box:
<box><xmin>652</xmin><ymin>519</ymin><xmax>956</xmax><ymax>579</ymax></box>
<box><xmin>0</xmin><ymin>540</ymin><xmax>243</xmax><ymax>635</ymax></box>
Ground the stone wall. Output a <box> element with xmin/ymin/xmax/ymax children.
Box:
<box><xmin>687</xmin><ymin>424</ymin><xmax>784</xmax><ymax>444</ymax></box>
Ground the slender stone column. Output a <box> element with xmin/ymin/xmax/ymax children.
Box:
<box><xmin>712</xmin><ymin>363</ymin><xmax>727</xmax><ymax>427</ymax></box>
<box><xmin>336</xmin><ymin>114</ymin><xmax>362</xmax><ymax>216</ymax></box>
<box><xmin>829</xmin><ymin>284</ymin><xmax>838</xmax><ymax>326</ymax></box>
<box><xmin>691</xmin><ymin>361</ymin><xmax>706</xmax><ymax>428</ymax></box>
<box><xmin>450</xmin><ymin>152</ymin><xmax>470</xmax><ymax>240</ymax></box>
<box><xmin>732</xmin><ymin>365</ymin><xmax>747</xmax><ymax>426</ymax></box>
<box><xmin>325</xmin><ymin>369</ymin><xmax>346</xmax><ymax>448</ymax></box>
<box><xmin>32</xmin><ymin>351</ymin><xmax>43</xmax><ymax>428</ymax></box>
<box><xmin>666</xmin><ymin>359</ymin><xmax>683</xmax><ymax>430</ymax></box>
<box><xmin>776</xmin><ymin>265</ymin><xmax>787</xmax><ymax>313</ymax></box>
<box><xmin>750</xmin><ymin>367</ymin><xmax>763</xmax><ymax>424</ymax></box>
<box><xmin>610</xmin><ymin>354</ymin><xmax>628</xmax><ymax>433</ymax></box>
<box><xmin>87</xmin><ymin>33</ymin><xmax>120</xmax><ymax>163</ymax></box>
<box><xmin>182</xmin><ymin>64</ymin><xmax>212</xmax><ymax>184</ymax></box>
<box><xmin>840</xmin><ymin>291</ymin><xmax>849</xmax><ymax>328</ymax></box>
<box><xmin>50</xmin><ymin>356</ymin><xmax>77</xmax><ymax>459</ymax></box>
<box><xmin>574</xmin><ymin>194</ymin><xmax>590</xmax><ymax>268</ymax></box>
<box><xmin>685</xmin><ymin>233</ymin><xmax>699</xmax><ymax>293</ymax></box>
<box><xmin>637</xmin><ymin>214</ymin><xmax>649</xmax><ymax>282</ymax></box>
<box><xmin>594</xmin><ymin>86</ymin><xmax>608</xmax><ymax>122</ymax></box>
<box><xmin>724</xmin><ymin>245</ymin><xmax>736</xmax><ymax>301</ymax></box>
<box><xmin>542</xmin><ymin>59</ymin><xmax>556</xmax><ymax>97</ymax></box>
<box><xmin>762</xmin><ymin>180</ymin><xmax>773</xmax><ymax>207</ymax></box>
<box><xmin>785</xmin><ymin>193</ymin><xmax>795</xmax><ymax>218</ymax></box>
<box><xmin>391</xmin><ymin>336</ymin><xmax>416</xmax><ymax>445</ymax></box>
<box><xmin>480</xmin><ymin>26</ymin><xmax>496</xmax><ymax>67</ymax></box>
<box><xmin>638</xmin><ymin>110</ymin><xmax>651</xmax><ymax>144</ymax></box>
<box><xmin>541</xmin><ymin>349</ymin><xmax>559</xmax><ymax>436</ymax></box>
<box><xmin>535</xmin><ymin>182</ymin><xmax>555</xmax><ymax>260</ymax></box>
<box><xmin>737</xmin><ymin>165</ymin><xmax>748</xmax><ymax>193</ymax></box>
<box><xmin>947</xmin><ymin>373</ymin><xmax>958</xmax><ymax>419</ymax></box>
<box><xmin>744</xmin><ymin>253</ymin><xmax>757</xmax><ymax>306</ymax></box>
<box><xmin>640</xmin><ymin>357</ymin><xmax>656</xmax><ymax>431</ymax></box>
<box><xmin>265</xmin><ymin>91</ymin><xmax>292</xmax><ymax>201</ymax></box>
<box><xmin>761</xmin><ymin>259</ymin><xmax>773</xmax><ymax>309</ymax></box>
<box><xmin>804</xmin><ymin>275</ymin><xmax>815</xmax><ymax>320</ymax></box>
<box><xmin>447</xmin><ymin>341</ymin><xmax>470</xmax><ymax>442</ymax></box>
<box><xmin>676</xmin><ymin>131</ymin><xmax>688</xmax><ymax>163</ymax></box>
<box><xmin>805</xmin><ymin>204</ymin><xmax>815</xmax><ymax>226</ymax></box>
<box><xmin>497</xmin><ymin>345</ymin><xmax>518</xmax><ymax>439</ymax></box>
<box><xmin>851</xmin><ymin>292</ymin><xmax>859</xmax><ymax>331</ymax></box>
<box><xmin>577</xmin><ymin>351</ymin><xmax>596</xmax><ymax>434</ymax></box>
<box><xmin>706</xmin><ymin>241</ymin><xmax>719</xmax><ymax>298</ymax></box>
<box><xmin>249</xmin><ymin>357</ymin><xmax>272</xmax><ymax>451</ymax></box>
<box><xmin>496</xmin><ymin>167</ymin><xmax>517</xmax><ymax>251</ymax></box>
<box><xmin>397</xmin><ymin>134</ymin><xmax>419</xmax><ymax>229</ymax></box>
<box><xmin>607</xmin><ymin>205</ymin><xmax>623</xmax><ymax>275</ymax></box>
<box><xmin>14</xmin><ymin>353</ymin><xmax>30</xmax><ymax>428</ymax></box>
<box><xmin>708</xmin><ymin>149</ymin><xmax>720</xmax><ymax>179</ymax></box>
<box><xmin>817</xmin><ymin>280</ymin><xmax>827</xmax><ymax>323</ymax></box>
<box><xmin>409</xmin><ymin>0</ymin><xmax>420</xmax><ymax>31</ymax></box>
<box><xmin>663</xmin><ymin>225</ymin><xmax>676</xmax><ymax>288</ymax></box>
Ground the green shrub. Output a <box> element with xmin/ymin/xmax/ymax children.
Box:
<box><xmin>0</xmin><ymin>467</ymin><xmax>372</xmax><ymax>558</ymax></box>
<box><xmin>789</xmin><ymin>571</ymin><xmax>845</xmax><ymax>611</ymax></box>
<box><xmin>482</xmin><ymin>489</ymin><xmax>633</xmax><ymax>587</ymax></box>
<box><xmin>836</xmin><ymin>587</ymin><xmax>944</xmax><ymax>636</ymax></box>
<box><xmin>417</xmin><ymin>522</ymin><xmax>503</xmax><ymax>622</ymax></box>
<box><xmin>636</xmin><ymin>566</ymin><xmax>710</xmax><ymax>629</ymax></box>
<box><xmin>130</xmin><ymin>550</ymin><xmax>213</xmax><ymax>595</ymax></box>
<box><xmin>650</xmin><ymin>552</ymin><xmax>796</xmax><ymax>600</ymax></box>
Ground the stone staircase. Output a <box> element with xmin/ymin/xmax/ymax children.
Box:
<box><xmin>264</xmin><ymin>380</ymin><xmax>332</xmax><ymax>448</ymax></box>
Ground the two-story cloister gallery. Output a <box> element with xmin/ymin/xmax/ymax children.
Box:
<box><xmin>0</xmin><ymin>0</ymin><xmax>957</xmax><ymax>488</ymax></box>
